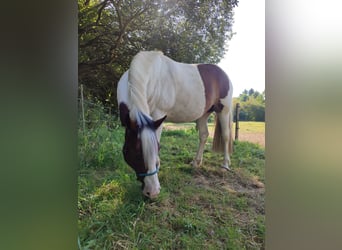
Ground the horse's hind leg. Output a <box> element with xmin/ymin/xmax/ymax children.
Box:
<box><xmin>192</xmin><ymin>113</ymin><xmax>210</xmax><ymax>167</ymax></box>
<box><xmin>217</xmin><ymin>108</ymin><xmax>232</xmax><ymax>170</ymax></box>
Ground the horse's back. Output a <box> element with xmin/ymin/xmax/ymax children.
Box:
<box><xmin>127</xmin><ymin>51</ymin><xmax>232</xmax><ymax>122</ymax></box>
<box><xmin>159</xmin><ymin>57</ymin><xmax>207</xmax><ymax>122</ymax></box>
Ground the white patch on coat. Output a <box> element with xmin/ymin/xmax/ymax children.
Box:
<box><xmin>117</xmin><ymin>70</ymin><xmax>130</xmax><ymax>108</ymax></box>
<box><xmin>128</xmin><ymin>51</ymin><xmax>206</xmax><ymax>123</ymax></box>
<box><xmin>219</xmin><ymin>76</ymin><xmax>234</xmax><ymax>108</ymax></box>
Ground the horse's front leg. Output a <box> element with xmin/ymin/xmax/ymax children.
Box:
<box><xmin>193</xmin><ymin>113</ymin><xmax>210</xmax><ymax>167</ymax></box>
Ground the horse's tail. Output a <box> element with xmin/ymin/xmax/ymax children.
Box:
<box><xmin>228</xmin><ymin>108</ymin><xmax>233</xmax><ymax>155</ymax></box>
<box><xmin>212</xmin><ymin>114</ymin><xmax>224</xmax><ymax>153</ymax></box>
<box><xmin>212</xmin><ymin>108</ymin><xmax>233</xmax><ymax>155</ymax></box>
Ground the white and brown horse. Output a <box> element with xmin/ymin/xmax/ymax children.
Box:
<box><xmin>117</xmin><ymin>51</ymin><xmax>233</xmax><ymax>198</ymax></box>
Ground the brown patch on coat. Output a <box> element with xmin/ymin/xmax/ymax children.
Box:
<box><xmin>119</xmin><ymin>102</ymin><xmax>138</xmax><ymax>131</ymax></box>
<box><xmin>119</xmin><ymin>102</ymin><xmax>129</xmax><ymax>126</ymax></box>
<box><xmin>197</xmin><ymin>64</ymin><xmax>230</xmax><ymax>113</ymax></box>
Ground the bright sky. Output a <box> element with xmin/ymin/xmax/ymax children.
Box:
<box><xmin>218</xmin><ymin>0</ymin><xmax>265</xmax><ymax>97</ymax></box>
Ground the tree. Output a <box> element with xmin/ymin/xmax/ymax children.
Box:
<box><xmin>78</xmin><ymin>0</ymin><xmax>238</xmax><ymax>111</ymax></box>
<box><xmin>235</xmin><ymin>88</ymin><xmax>265</xmax><ymax>121</ymax></box>
<box><xmin>248</xmin><ymin>88</ymin><xmax>255</xmax><ymax>96</ymax></box>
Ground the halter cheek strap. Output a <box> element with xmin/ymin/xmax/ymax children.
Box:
<box><xmin>137</xmin><ymin>166</ymin><xmax>159</xmax><ymax>177</ymax></box>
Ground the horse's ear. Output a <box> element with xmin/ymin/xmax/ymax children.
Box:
<box><xmin>154</xmin><ymin>115</ymin><xmax>167</xmax><ymax>129</ymax></box>
<box><xmin>119</xmin><ymin>102</ymin><xmax>130</xmax><ymax>126</ymax></box>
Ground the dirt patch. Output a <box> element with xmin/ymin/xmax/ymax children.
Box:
<box><xmin>192</xmin><ymin>166</ymin><xmax>265</xmax><ymax>215</ymax></box>
<box><xmin>237</xmin><ymin>133</ymin><xmax>265</xmax><ymax>148</ymax></box>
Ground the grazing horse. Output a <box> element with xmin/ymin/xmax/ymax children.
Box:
<box><xmin>117</xmin><ymin>51</ymin><xmax>233</xmax><ymax>198</ymax></box>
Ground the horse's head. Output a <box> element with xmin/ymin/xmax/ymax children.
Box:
<box><xmin>119</xmin><ymin>103</ymin><xmax>166</xmax><ymax>198</ymax></box>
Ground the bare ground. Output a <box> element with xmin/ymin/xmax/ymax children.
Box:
<box><xmin>237</xmin><ymin>133</ymin><xmax>265</xmax><ymax>148</ymax></box>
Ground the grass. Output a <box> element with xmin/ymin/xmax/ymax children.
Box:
<box><xmin>79</xmin><ymin>115</ymin><xmax>265</xmax><ymax>249</ymax></box>
<box><xmin>233</xmin><ymin>121</ymin><xmax>265</xmax><ymax>134</ymax></box>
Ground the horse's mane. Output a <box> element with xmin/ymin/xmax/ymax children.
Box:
<box><xmin>128</xmin><ymin>51</ymin><xmax>163</xmax><ymax>120</ymax></box>
<box><xmin>136</xmin><ymin>111</ymin><xmax>159</xmax><ymax>171</ymax></box>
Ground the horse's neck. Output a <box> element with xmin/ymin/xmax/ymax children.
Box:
<box><xmin>128</xmin><ymin>76</ymin><xmax>152</xmax><ymax>122</ymax></box>
<box><xmin>128</xmin><ymin>51</ymin><xmax>178</xmax><ymax>118</ymax></box>
<box><xmin>128</xmin><ymin>54</ymin><xmax>159</xmax><ymax>118</ymax></box>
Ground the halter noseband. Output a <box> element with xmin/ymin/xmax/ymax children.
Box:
<box><xmin>137</xmin><ymin>165</ymin><xmax>159</xmax><ymax>177</ymax></box>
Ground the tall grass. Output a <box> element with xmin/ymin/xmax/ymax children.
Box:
<box><xmin>78</xmin><ymin>100</ymin><xmax>125</xmax><ymax>169</ymax></box>
<box><xmin>78</xmin><ymin>101</ymin><xmax>265</xmax><ymax>249</ymax></box>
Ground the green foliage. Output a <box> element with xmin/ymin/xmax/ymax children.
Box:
<box><xmin>78</xmin><ymin>98</ymin><xmax>125</xmax><ymax>169</ymax></box>
<box><xmin>78</xmin><ymin>0</ymin><xmax>238</xmax><ymax>109</ymax></box>
<box><xmin>78</xmin><ymin>103</ymin><xmax>264</xmax><ymax>249</ymax></box>
<box><xmin>234</xmin><ymin>88</ymin><xmax>265</xmax><ymax>121</ymax></box>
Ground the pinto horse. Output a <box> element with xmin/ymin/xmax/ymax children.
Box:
<box><xmin>117</xmin><ymin>51</ymin><xmax>233</xmax><ymax>198</ymax></box>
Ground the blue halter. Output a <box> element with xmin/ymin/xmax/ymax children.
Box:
<box><xmin>137</xmin><ymin>166</ymin><xmax>159</xmax><ymax>177</ymax></box>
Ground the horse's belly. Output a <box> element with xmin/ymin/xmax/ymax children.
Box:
<box><xmin>165</xmin><ymin>113</ymin><xmax>198</xmax><ymax>123</ymax></box>
<box><xmin>165</xmin><ymin>100</ymin><xmax>205</xmax><ymax>122</ymax></box>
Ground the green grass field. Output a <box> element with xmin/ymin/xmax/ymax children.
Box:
<box><xmin>78</xmin><ymin>122</ymin><xmax>265</xmax><ymax>249</ymax></box>
<box><xmin>233</xmin><ymin>121</ymin><xmax>265</xmax><ymax>133</ymax></box>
